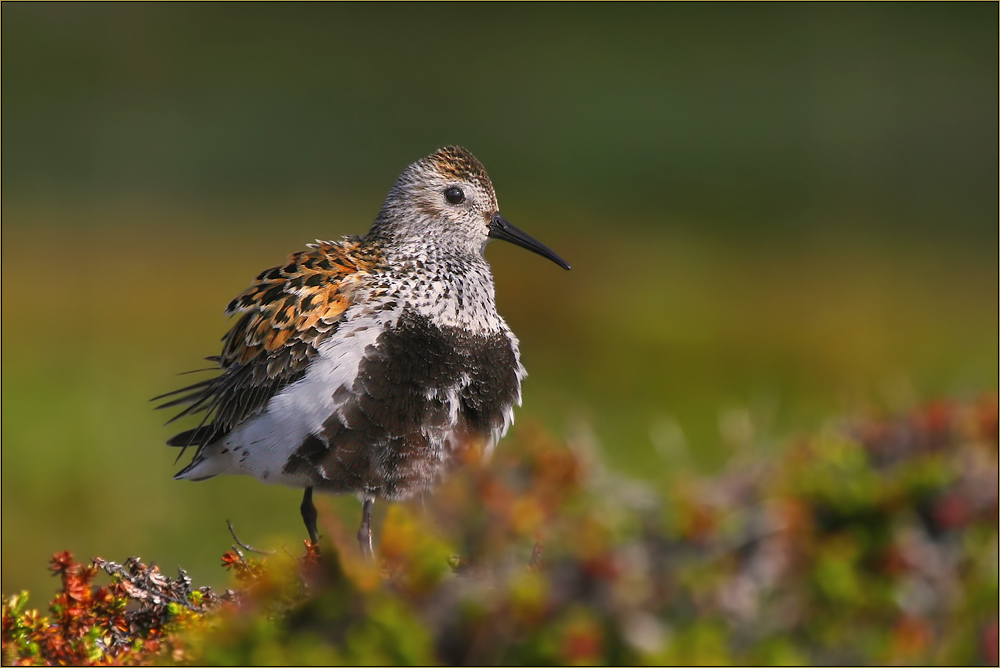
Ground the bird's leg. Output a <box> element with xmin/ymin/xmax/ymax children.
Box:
<box><xmin>300</xmin><ymin>486</ymin><xmax>320</xmax><ymax>545</ymax></box>
<box><xmin>357</xmin><ymin>496</ymin><xmax>375</xmax><ymax>558</ymax></box>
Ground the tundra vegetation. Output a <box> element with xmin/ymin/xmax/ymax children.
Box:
<box><xmin>3</xmin><ymin>397</ymin><xmax>997</xmax><ymax>666</ymax></box>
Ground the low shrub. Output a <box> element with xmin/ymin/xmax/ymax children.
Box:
<box><xmin>3</xmin><ymin>396</ymin><xmax>997</xmax><ymax>665</ymax></box>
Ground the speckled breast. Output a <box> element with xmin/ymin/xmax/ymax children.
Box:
<box><xmin>282</xmin><ymin>310</ymin><xmax>521</xmax><ymax>500</ymax></box>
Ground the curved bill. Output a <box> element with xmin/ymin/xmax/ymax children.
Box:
<box><xmin>489</xmin><ymin>213</ymin><xmax>571</xmax><ymax>270</ymax></box>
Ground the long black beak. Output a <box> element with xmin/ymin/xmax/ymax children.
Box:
<box><xmin>488</xmin><ymin>213</ymin><xmax>571</xmax><ymax>270</ymax></box>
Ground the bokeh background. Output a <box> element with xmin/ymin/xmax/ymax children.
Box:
<box><xmin>3</xmin><ymin>3</ymin><xmax>996</xmax><ymax>601</ymax></box>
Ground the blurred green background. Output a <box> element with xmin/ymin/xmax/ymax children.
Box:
<box><xmin>2</xmin><ymin>3</ymin><xmax>996</xmax><ymax>600</ymax></box>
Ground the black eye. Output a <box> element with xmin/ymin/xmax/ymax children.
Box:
<box><xmin>444</xmin><ymin>187</ymin><xmax>465</xmax><ymax>205</ymax></box>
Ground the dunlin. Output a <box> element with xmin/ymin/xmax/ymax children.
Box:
<box><xmin>157</xmin><ymin>146</ymin><xmax>570</xmax><ymax>555</ymax></box>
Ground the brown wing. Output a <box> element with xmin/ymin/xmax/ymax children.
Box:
<box><xmin>156</xmin><ymin>238</ymin><xmax>383</xmax><ymax>447</ymax></box>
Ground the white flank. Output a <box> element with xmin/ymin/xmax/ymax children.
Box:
<box><xmin>175</xmin><ymin>308</ymin><xmax>395</xmax><ymax>486</ymax></box>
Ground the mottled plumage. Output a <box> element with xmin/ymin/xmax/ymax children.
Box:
<box><xmin>157</xmin><ymin>240</ymin><xmax>384</xmax><ymax>448</ymax></box>
<box><xmin>158</xmin><ymin>146</ymin><xmax>569</xmax><ymax>554</ymax></box>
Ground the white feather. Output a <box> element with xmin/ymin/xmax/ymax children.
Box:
<box><xmin>176</xmin><ymin>308</ymin><xmax>394</xmax><ymax>485</ymax></box>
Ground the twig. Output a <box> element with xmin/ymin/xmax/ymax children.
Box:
<box><xmin>227</xmin><ymin>520</ymin><xmax>275</xmax><ymax>556</ymax></box>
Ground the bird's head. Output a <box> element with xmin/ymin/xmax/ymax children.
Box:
<box><xmin>370</xmin><ymin>146</ymin><xmax>570</xmax><ymax>270</ymax></box>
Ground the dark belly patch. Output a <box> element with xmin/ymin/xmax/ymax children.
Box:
<box><xmin>282</xmin><ymin>311</ymin><xmax>520</xmax><ymax>499</ymax></box>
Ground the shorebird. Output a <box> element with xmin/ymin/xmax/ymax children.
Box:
<box><xmin>156</xmin><ymin>146</ymin><xmax>570</xmax><ymax>555</ymax></box>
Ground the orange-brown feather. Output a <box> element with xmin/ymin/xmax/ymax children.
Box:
<box><xmin>221</xmin><ymin>240</ymin><xmax>383</xmax><ymax>373</ymax></box>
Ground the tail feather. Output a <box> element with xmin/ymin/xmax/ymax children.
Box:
<box><xmin>173</xmin><ymin>441</ymin><xmax>227</xmax><ymax>481</ymax></box>
<box><xmin>166</xmin><ymin>425</ymin><xmax>220</xmax><ymax>448</ymax></box>
<box><xmin>151</xmin><ymin>379</ymin><xmax>214</xmax><ymax>403</ymax></box>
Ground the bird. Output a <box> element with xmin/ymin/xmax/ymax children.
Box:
<box><xmin>155</xmin><ymin>146</ymin><xmax>570</xmax><ymax>556</ymax></box>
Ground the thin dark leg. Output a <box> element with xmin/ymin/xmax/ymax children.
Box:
<box><xmin>301</xmin><ymin>486</ymin><xmax>319</xmax><ymax>545</ymax></box>
<box><xmin>356</xmin><ymin>496</ymin><xmax>375</xmax><ymax>558</ymax></box>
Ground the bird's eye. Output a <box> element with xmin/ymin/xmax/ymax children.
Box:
<box><xmin>444</xmin><ymin>187</ymin><xmax>465</xmax><ymax>205</ymax></box>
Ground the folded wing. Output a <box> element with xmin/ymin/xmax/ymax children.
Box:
<box><xmin>155</xmin><ymin>239</ymin><xmax>383</xmax><ymax>449</ymax></box>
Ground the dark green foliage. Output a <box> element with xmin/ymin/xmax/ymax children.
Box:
<box><xmin>3</xmin><ymin>396</ymin><xmax>997</xmax><ymax>665</ymax></box>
